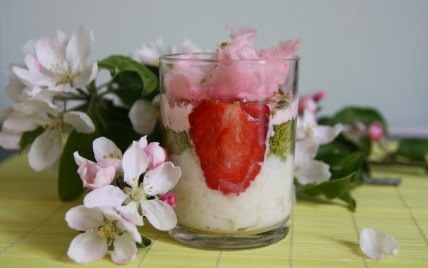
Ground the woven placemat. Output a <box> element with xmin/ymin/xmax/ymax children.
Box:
<box><xmin>0</xmin><ymin>154</ymin><xmax>426</xmax><ymax>267</ymax></box>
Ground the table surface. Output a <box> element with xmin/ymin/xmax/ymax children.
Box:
<box><xmin>0</xmin><ymin>153</ymin><xmax>427</xmax><ymax>268</ymax></box>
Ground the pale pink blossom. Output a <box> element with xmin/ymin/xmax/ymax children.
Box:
<box><xmin>84</xmin><ymin>141</ymin><xmax>181</xmax><ymax>231</ymax></box>
<box><xmin>367</xmin><ymin>122</ymin><xmax>384</xmax><ymax>141</ymax></box>
<box><xmin>160</xmin><ymin>192</ymin><xmax>177</xmax><ymax>207</ymax></box>
<box><xmin>77</xmin><ymin>161</ymin><xmax>116</xmax><ymax>190</ymax></box>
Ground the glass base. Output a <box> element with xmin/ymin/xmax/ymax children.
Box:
<box><xmin>168</xmin><ymin>221</ymin><xmax>290</xmax><ymax>250</ymax></box>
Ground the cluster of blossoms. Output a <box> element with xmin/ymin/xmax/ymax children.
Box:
<box><xmin>294</xmin><ymin>91</ymin><xmax>343</xmax><ymax>185</ymax></box>
<box><xmin>0</xmin><ymin>26</ymin><xmax>98</xmax><ymax>171</ymax></box>
<box><xmin>66</xmin><ymin>136</ymin><xmax>181</xmax><ymax>264</ymax></box>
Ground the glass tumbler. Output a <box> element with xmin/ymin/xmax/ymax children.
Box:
<box><xmin>159</xmin><ymin>54</ymin><xmax>299</xmax><ymax>250</ymax></box>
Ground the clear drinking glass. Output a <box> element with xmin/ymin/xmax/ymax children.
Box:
<box><xmin>159</xmin><ymin>54</ymin><xmax>299</xmax><ymax>250</ymax></box>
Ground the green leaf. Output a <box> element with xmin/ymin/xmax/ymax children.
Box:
<box><xmin>112</xmin><ymin>71</ymin><xmax>147</xmax><ymax>106</ymax></box>
<box><xmin>98</xmin><ymin>55</ymin><xmax>158</xmax><ymax>97</ymax></box>
<box><xmin>315</xmin><ymin>143</ymin><xmax>350</xmax><ymax>167</ymax></box>
<box><xmin>19</xmin><ymin>127</ymin><xmax>44</xmax><ymax>153</ymax></box>
<box><xmin>326</xmin><ymin>107</ymin><xmax>388</xmax><ymax>134</ymax></box>
<box><xmin>58</xmin><ymin>129</ymin><xmax>99</xmax><ymax>201</ymax></box>
<box><xmin>297</xmin><ymin>174</ymin><xmax>353</xmax><ymax>199</ymax></box>
<box><xmin>330</xmin><ymin>152</ymin><xmax>365</xmax><ymax>181</ymax></box>
<box><xmin>136</xmin><ymin>236</ymin><xmax>152</xmax><ymax>248</ymax></box>
<box><xmin>395</xmin><ymin>138</ymin><xmax>428</xmax><ymax>162</ymax></box>
<box><xmin>338</xmin><ymin>191</ymin><xmax>356</xmax><ymax>211</ymax></box>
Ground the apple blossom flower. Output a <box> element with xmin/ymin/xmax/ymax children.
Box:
<box><xmin>360</xmin><ymin>228</ymin><xmax>399</xmax><ymax>261</ymax></box>
<box><xmin>2</xmin><ymin>99</ymin><xmax>95</xmax><ymax>171</ymax></box>
<box><xmin>160</xmin><ymin>192</ymin><xmax>177</xmax><ymax>207</ymax></box>
<box><xmin>367</xmin><ymin>122</ymin><xmax>384</xmax><ymax>141</ymax></box>
<box><xmin>66</xmin><ymin>206</ymin><xmax>141</xmax><ymax>264</ymax></box>
<box><xmin>77</xmin><ymin>161</ymin><xmax>116</xmax><ymax>190</ymax></box>
<box><xmin>83</xmin><ymin>141</ymin><xmax>181</xmax><ymax>231</ymax></box>
<box><xmin>298</xmin><ymin>95</ymin><xmax>317</xmax><ymax>115</ymax></box>
<box><xmin>74</xmin><ymin>137</ymin><xmax>123</xmax><ymax>171</ymax></box>
<box><xmin>128</xmin><ymin>95</ymin><xmax>160</xmax><ymax>135</ymax></box>
<box><xmin>12</xmin><ymin>26</ymin><xmax>98</xmax><ymax>94</ymax></box>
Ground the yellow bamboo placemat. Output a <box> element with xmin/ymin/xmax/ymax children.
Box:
<box><xmin>0</xmin><ymin>154</ymin><xmax>427</xmax><ymax>267</ymax></box>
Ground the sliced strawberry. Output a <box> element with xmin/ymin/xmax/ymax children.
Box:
<box><xmin>188</xmin><ymin>100</ymin><xmax>270</xmax><ymax>195</ymax></box>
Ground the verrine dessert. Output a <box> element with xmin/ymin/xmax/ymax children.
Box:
<box><xmin>160</xmin><ymin>26</ymin><xmax>301</xmax><ymax>249</ymax></box>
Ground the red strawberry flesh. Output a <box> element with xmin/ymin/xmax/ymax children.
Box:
<box><xmin>188</xmin><ymin>100</ymin><xmax>270</xmax><ymax>195</ymax></box>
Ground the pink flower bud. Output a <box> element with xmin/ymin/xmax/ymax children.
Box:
<box><xmin>367</xmin><ymin>122</ymin><xmax>384</xmax><ymax>141</ymax></box>
<box><xmin>313</xmin><ymin>91</ymin><xmax>326</xmax><ymax>102</ymax></box>
<box><xmin>160</xmin><ymin>192</ymin><xmax>177</xmax><ymax>207</ymax></box>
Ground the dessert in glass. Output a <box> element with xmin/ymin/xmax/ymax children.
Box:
<box><xmin>160</xmin><ymin>27</ymin><xmax>301</xmax><ymax>249</ymax></box>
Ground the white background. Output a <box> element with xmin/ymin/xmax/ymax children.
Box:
<box><xmin>1</xmin><ymin>0</ymin><xmax>427</xmax><ymax>132</ymax></box>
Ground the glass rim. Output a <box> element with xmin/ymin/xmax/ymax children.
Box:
<box><xmin>159</xmin><ymin>53</ymin><xmax>300</xmax><ymax>63</ymax></box>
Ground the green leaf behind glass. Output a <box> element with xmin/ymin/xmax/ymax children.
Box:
<box><xmin>338</xmin><ymin>191</ymin><xmax>356</xmax><ymax>211</ymax></box>
<box><xmin>58</xmin><ymin>129</ymin><xmax>99</xmax><ymax>201</ymax></box>
<box><xmin>325</xmin><ymin>107</ymin><xmax>388</xmax><ymax>134</ymax></box>
<box><xmin>98</xmin><ymin>55</ymin><xmax>158</xmax><ymax>98</ymax></box>
<box><xmin>19</xmin><ymin>127</ymin><xmax>44</xmax><ymax>153</ymax></box>
<box><xmin>395</xmin><ymin>138</ymin><xmax>428</xmax><ymax>162</ymax></box>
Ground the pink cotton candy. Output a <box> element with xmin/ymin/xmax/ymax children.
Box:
<box><xmin>164</xmin><ymin>25</ymin><xmax>302</xmax><ymax>102</ymax></box>
<box><xmin>159</xmin><ymin>192</ymin><xmax>177</xmax><ymax>207</ymax></box>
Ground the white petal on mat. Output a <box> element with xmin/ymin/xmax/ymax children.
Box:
<box><xmin>360</xmin><ymin>228</ymin><xmax>399</xmax><ymax>261</ymax></box>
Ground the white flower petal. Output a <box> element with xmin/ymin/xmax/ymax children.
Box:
<box><xmin>140</xmin><ymin>199</ymin><xmax>177</xmax><ymax>231</ymax></box>
<box><xmin>26</xmin><ymin>99</ymin><xmax>59</xmax><ymax>116</ymax></box>
<box><xmin>67</xmin><ymin>232</ymin><xmax>107</xmax><ymax>264</ymax></box>
<box><xmin>296</xmin><ymin>160</ymin><xmax>331</xmax><ymax>185</ymax></box>
<box><xmin>24</xmin><ymin>55</ymin><xmax>42</xmax><ymax>73</ymax></box>
<box><xmin>66</xmin><ymin>26</ymin><xmax>94</xmax><ymax>72</ymax></box>
<box><xmin>12</xmin><ymin>65</ymin><xmax>56</xmax><ymax>87</ymax></box>
<box><xmin>83</xmin><ymin>185</ymin><xmax>127</xmax><ymax>208</ymax></box>
<box><xmin>35</xmin><ymin>37</ymin><xmax>66</xmax><ymax>72</ymax></box>
<box><xmin>360</xmin><ymin>228</ymin><xmax>399</xmax><ymax>261</ymax></box>
<box><xmin>73</xmin><ymin>62</ymin><xmax>98</xmax><ymax>88</ymax></box>
<box><xmin>111</xmin><ymin>235</ymin><xmax>138</xmax><ymax>264</ymax></box>
<box><xmin>117</xmin><ymin>202</ymin><xmax>144</xmax><ymax>226</ymax></box>
<box><xmin>51</xmin><ymin>29</ymin><xmax>68</xmax><ymax>43</ymax></box>
<box><xmin>295</xmin><ymin>139</ymin><xmax>319</xmax><ymax>168</ymax></box>
<box><xmin>64</xmin><ymin>111</ymin><xmax>95</xmax><ymax>133</ymax></box>
<box><xmin>129</xmin><ymin>99</ymin><xmax>157</xmax><ymax>135</ymax></box>
<box><xmin>65</xmin><ymin>205</ymin><xmax>103</xmax><ymax>231</ymax></box>
<box><xmin>313</xmin><ymin>123</ymin><xmax>343</xmax><ymax>145</ymax></box>
<box><xmin>122</xmin><ymin>141</ymin><xmax>149</xmax><ymax>187</ymax></box>
<box><xmin>73</xmin><ymin>151</ymin><xmax>95</xmax><ymax>166</ymax></box>
<box><xmin>0</xmin><ymin>128</ymin><xmax>22</xmax><ymax>149</ymax></box>
<box><xmin>93</xmin><ymin>137</ymin><xmax>122</xmax><ymax>162</ymax></box>
<box><xmin>116</xmin><ymin>217</ymin><xmax>142</xmax><ymax>244</ymax></box>
<box><xmin>143</xmin><ymin>162</ymin><xmax>181</xmax><ymax>195</ymax></box>
<box><xmin>28</xmin><ymin>133</ymin><xmax>62</xmax><ymax>171</ymax></box>
<box><xmin>138</xmin><ymin>136</ymin><xmax>148</xmax><ymax>150</ymax></box>
<box><xmin>3</xmin><ymin>112</ymin><xmax>49</xmax><ymax>132</ymax></box>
